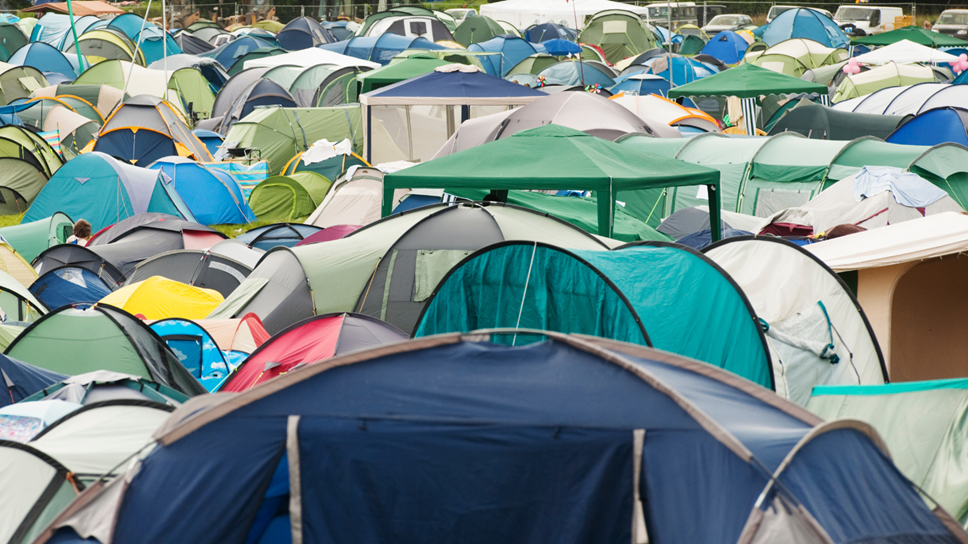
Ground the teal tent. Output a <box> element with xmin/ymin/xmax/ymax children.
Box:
<box><xmin>414</xmin><ymin>241</ymin><xmax>772</xmax><ymax>388</ymax></box>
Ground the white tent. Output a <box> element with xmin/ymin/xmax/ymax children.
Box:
<box><xmin>704</xmin><ymin>237</ymin><xmax>886</xmax><ymax>405</ymax></box>
<box><xmin>244</xmin><ymin>48</ymin><xmax>379</xmax><ymax>70</ymax></box>
<box><xmin>0</xmin><ymin>443</ymin><xmax>80</xmax><ymax>544</ymax></box>
<box><xmin>609</xmin><ymin>93</ymin><xmax>720</xmax><ymax>133</ymax></box>
<box><xmin>481</xmin><ymin>0</ymin><xmax>649</xmax><ymax>30</ymax></box>
<box><xmin>305</xmin><ymin>165</ymin><xmax>413</xmax><ymax>228</ymax></box>
<box><xmin>853</xmin><ymin>39</ymin><xmax>960</xmax><ymax>66</ymax></box>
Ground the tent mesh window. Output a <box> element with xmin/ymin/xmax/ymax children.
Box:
<box><xmin>753</xmin><ymin>189</ymin><xmax>813</xmax><ymax>217</ymax></box>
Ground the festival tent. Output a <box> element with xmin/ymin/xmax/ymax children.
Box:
<box><xmin>304</xmin><ymin>167</ymin><xmax>398</xmax><ymax>228</ymax></box>
<box><xmin>481</xmin><ymin>0</ymin><xmax>648</xmax><ymax>30</ymax></box>
<box><xmin>0</xmin><ymin>268</ymin><xmax>45</xmax><ymax>322</ymax></box>
<box><xmin>853</xmin><ymin>25</ymin><xmax>968</xmax><ymax>47</ymax></box>
<box><xmin>700</xmin><ymin>31</ymin><xmax>748</xmax><ymax>65</ymax></box>
<box><xmin>386</xmin><ymin>125</ymin><xmax>721</xmax><ymax>234</ymax></box>
<box><xmin>66</xmin><ymin>28</ymin><xmax>145</xmax><ymax>66</ymax></box>
<box><xmin>0</xmin><ymin>124</ymin><xmax>64</xmax><ymax>201</ymax></box>
<box><xmin>204</xmin><ymin>67</ymin><xmax>272</xmax><ymax>123</ymax></box>
<box><xmin>831</xmin><ymin>83</ymin><xmax>966</xmax><ymax>116</ymax></box>
<box><xmin>192</xmin><ymin>314</ymin><xmax>269</xmax><ymax>354</ymax></box>
<box><xmin>806</xmin><ymin>212</ymin><xmax>968</xmax><ymax>381</ymax></box>
<box><xmin>23</xmin><ymin>152</ymin><xmax>195</xmax><ymax>232</ymax></box>
<box><xmin>768</xmin><ymin>99</ymin><xmax>908</xmax><ymax>139</ymax></box>
<box><xmin>20</xmin><ymin>370</ymin><xmax>188</xmax><ymax>407</ymax></box>
<box><xmin>218</xmin><ymin>312</ymin><xmax>407</xmax><ymax>392</ymax></box>
<box><xmin>361</xmin><ymin>14</ymin><xmax>455</xmax><ymax>43</ymax></box>
<box><xmin>466</xmin><ymin>36</ymin><xmax>544</xmax><ymax>77</ymax></box>
<box><xmin>0</xmin><ymin>65</ymin><xmax>48</xmax><ymax>107</ymax></box>
<box><xmin>0</xmin><ymin>23</ymin><xmax>27</xmax><ymax>63</ymax></box>
<box><xmin>320</xmin><ymin>21</ymin><xmax>355</xmax><ymax>41</ymax></box>
<box><xmin>205</xmin><ymin>35</ymin><xmax>276</xmax><ymax>71</ymax></box>
<box><xmin>5</xmin><ymin>304</ymin><xmax>206</xmax><ymax>395</ymax></box>
<box><xmin>833</xmin><ymin>62</ymin><xmax>936</xmax><ymax>103</ymax></box>
<box><xmin>887</xmin><ymin>107</ymin><xmax>968</xmax><ymax>147</ymax></box>
<box><xmin>150</xmin><ymin>318</ymin><xmax>239</xmax><ymax>390</ymax></box>
<box><xmin>29</xmin><ymin>13</ymin><xmax>99</xmax><ymax>50</ymax></box>
<box><xmin>192</xmin><ymin>129</ymin><xmax>221</xmax><ymax>155</ymax></box>
<box><xmin>0</xmin><ymin>212</ymin><xmax>73</xmax><ymax>262</ymax></box>
<box><xmin>760</xmin><ymin>167</ymin><xmax>963</xmax><ymax>236</ymax></box>
<box><xmin>225</xmin><ymin>47</ymin><xmax>286</xmax><ymax>77</ymax></box>
<box><xmin>317</xmin><ymin>34</ymin><xmax>448</xmax><ymax>66</ymax></box>
<box><xmin>91</xmin><ymin>95</ymin><xmax>213</xmax><ymax>165</ymax></box>
<box><xmin>760</xmin><ymin>8</ymin><xmax>849</xmax><ymax>48</ymax></box>
<box><xmin>70</xmin><ymin>60</ymin><xmax>185</xmax><ymax>108</ymax></box>
<box><xmin>852</xmin><ymin>40</ymin><xmax>959</xmax><ymax>66</ymax></box>
<box><xmin>415</xmin><ymin>241</ymin><xmax>771</xmax><ymax>388</ymax></box>
<box><xmin>8</xmin><ymin>98</ymin><xmax>100</xmax><ymax>156</ymax></box>
<box><xmin>357</xmin><ymin>55</ymin><xmax>448</xmax><ymax>94</ymax></box>
<box><xmin>703</xmin><ymin>236</ymin><xmax>886</xmax><ymax>404</ymax></box>
<box><xmin>32</xmin><ymin>245</ymin><xmax>123</xmax><ymax>287</ymax></box>
<box><xmin>29</xmin><ymin>267</ymin><xmax>114</xmax><ymax>310</ymax></box>
<box><xmin>361</xmin><ymin>65</ymin><xmax>544</xmax><ymax>164</ymax></box>
<box><xmin>173</xmin><ymin>32</ymin><xmax>214</xmax><ymax>55</ymax></box>
<box><xmin>8</xmin><ymin>43</ymin><xmax>76</xmax><ymax>80</ymax></box>
<box><xmin>105</xmin><ymin>13</ymin><xmax>180</xmax><ymax>65</ymax></box>
<box><xmin>214</xmin><ymin>78</ymin><xmax>299</xmax><ymax>136</ymax></box>
<box><xmin>248</xmin><ymin>172</ymin><xmax>332</xmax><ymax>223</ymax></box>
<box><xmin>38</xmin><ymin>331</ymin><xmax>967</xmax><ymax>544</ymax></box>
<box><xmin>0</xmin><ymin>441</ymin><xmax>83</xmax><ymax>544</ymax></box>
<box><xmin>0</xmin><ymin>353</ymin><xmax>65</xmax><ymax>407</ymax></box>
<box><xmin>505</xmin><ymin>53</ymin><xmax>559</xmax><ymax>76</ymax></box>
<box><xmin>609</xmin><ymin>73</ymin><xmax>670</xmax><ymax>96</ymax></box>
<box><xmin>148</xmin><ymin>157</ymin><xmax>255</xmax><ymax>225</ymax></box>
<box><xmin>578</xmin><ymin>10</ymin><xmax>658</xmax><ymax>65</ymax></box>
<box><xmin>294</xmin><ymin>225</ymin><xmax>361</xmax><ymax>245</ymax></box>
<box><xmin>535</xmin><ymin>60</ymin><xmax>616</xmax><ymax>86</ymax></box>
<box><xmin>125</xmin><ymin>245</ymin><xmax>254</xmax><ymax>298</ymax></box>
<box><xmin>31</xmin><ymin>83</ymin><xmax>124</xmax><ymax>121</ymax></box>
<box><xmin>454</xmin><ymin>16</ymin><xmax>506</xmax><ymax>47</ymax></box>
<box><xmin>244</xmin><ymin>47</ymin><xmax>380</xmax><ymax>71</ymax></box>
<box><xmin>657</xmin><ymin>206</ymin><xmax>767</xmax><ymax>239</ymax></box>
<box><xmin>632</xmin><ymin>56</ymin><xmax>717</xmax><ymax>86</ymax></box>
<box><xmin>808</xmin><ymin>379</ymin><xmax>968</xmax><ymax>526</ymax></box>
<box><xmin>276</xmin><ymin>17</ymin><xmax>335</xmax><ymax>51</ymax></box>
<box><xmin>163</xmin><ymin>66</ymin><xmax>218</xmax><ymax>120</ymax></box>
<box><xmin>287</xmin><ymin>64</ymin><xmax>365</xmax><ymax>107</ymax></box>
<box><xmin>523</xmin><ymin>22</ymin><xmax>577</xmax><ymax>43</ymax></box>
<box><xmin>210</xmin><ymin>203</ymin><xmax>610</xmax><ymax>334</ymax></box>
<box><xmin>234</xmin><ymin>223</ymin><xmax>322</xmax><ymax>251</ymax></box>
<box><xmin>746</xmin><ymin>38</ymin><xmax>849</xmax><ymax>77</ymax></box>
<box><xmin>609</xmin><ymin>93</ymin><xmax>721</xmax><ymax>133</ymax></box>
<box><xmin>217</xmin><ymin>105</ymin><xmax>363</xmax><ymax>175</ymax></box>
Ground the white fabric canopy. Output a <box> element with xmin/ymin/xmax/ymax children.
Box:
<box><xmin>481</xmin><ymin>0</ymin><xmax>649</xmax><ymax>30</ymax></box>
<box><xmin>853</xmin><ymin>39</ymin><xmax>959</xmax><ymax>65</ymax></box>
<box><xmin>245</xmin><ymin>48</ymin><xmax>379</xmax><ymax>70</ymax></box>
<box><xmin>806</xmin><ymin>212</ymin><xmax>968</xmax><ymax>272</ymax></box>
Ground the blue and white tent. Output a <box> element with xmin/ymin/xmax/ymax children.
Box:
<box><xmin>700</xmin><ymin>31</ymin><xmax>749</xmax><ymax>65</ymax></box>
<box><xmin>8</xmin><ymin>42</ymin><xmax>79</xmax><ymax>80</ymax></box>
<box><xmin>150</xmin><ymin>318</ymin><xmax>242</xmax><ymax>392</ymax></box>
<box><xmin>318</xmin><ymin>34</ymin><xmax>448</xmax><ymax>66</ymax></box>
<box><xmin>761</xmin><ymin>8</ymin><xmax>850</xmax><ymax>48</ymax></box>
<box><xmin>39</xmin><ymin>332</ymin><xmax>968</xmax><ymax>544</ymax></box>
<box><xmin>468</xmin><ymin>35</ymin><xmax>547</xmax><ymax>77</ymax></box>
<box><xmin>149</xmin><ymin>157</ymin><xmax>256</xmax><ymax>226</ymax></box>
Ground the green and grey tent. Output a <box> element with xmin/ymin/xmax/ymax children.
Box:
<box><xmin>852</xmin><ymin>25</ymin><xmax>968</xmax><ymax>48</ymax></box>
<box><xmin>289</xmin><ymin>64</ymin><xmax>364</xmax><ymax>107</ymax></box>
<box><xmin>210</xmin><ymin>202</ymin><xmax>611</xmax><ymax>334</ymax></box>
<box><xmin>383</xmin><ymin>125</ymin><xmax>723</xmax><ymax>236</ymax></box>
<box><xmin>414</xmin><ymin>240</ymin><xmax>773</xmax><ymax>389</ymax></box>
<box><xmin>5</xmin><ymin>304</ymin><xmax>207</xmax><ymax>396</ymax></box>
<box><xmin>357</xmin><ymin>55</ymin><xmax>449</xmax><ymax>94</ymax></box>
<box><xmin>0</xmin><ymin>212</ymin><xmax>73</xmax><ymax>263</ymax></box>
<box><xmin>578</xmin><ymin>10</ymin><xmax>658</xmax><ymax>65</ymax></box>
<box><xmin>0</xmin><ymin>441</ymin><xmax>82</xmax><ymax>544</ymax></box>
<box><xmin>505</xmin><ymin>53</ymin><xmax>558</xmax><ymax>76</ymax></box>
<box><xmin>0</xmin><ymin>66</ymin><xmax>47</xmax><ymax>107</ymax></box>
<box><xmin>766</xmin><ymin>99</ymin><xmax>909</xmax><ymax>140</ymax></box>
<box><xmin>0</xmin><ymin>269</ymin><xmax>45</xmax><ymax>322</ymax></box>
<box><xmin>248</xmin><ymin>172</ymin><xmax>333</xmax><ymax>222</ymax></box>
<box><xmin>704</xmin><ymin>236</ymin><xmax>887</xmax><ymax>404</ymax></box>
<box><xmin>453</xmin><ymin>15</ymin><xmax>506</xmax><ymax>47</ymax></box>
<box><xmin>0</xmin><ymin>125</ymin><xmax>63</xmax><ymax>211</ymax></box>
<box><xmin>808</xmin><ymin>378</ymin><xmax>968</xmax><ymax>526</ymax></box>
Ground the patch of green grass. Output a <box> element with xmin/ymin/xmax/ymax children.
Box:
<box><xmin>0</xmin><ymin>213</ymin><xmax>24</xmax><ymax>228</ymax></box>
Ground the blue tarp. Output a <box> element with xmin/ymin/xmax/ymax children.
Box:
<box><xmin>318</xmin><ymin>34</ymin><xmax>448</xmax><ymax>66</ymax></box>
<box><xmin>467</xmin><ymin>36</ymin><xmax>547</xmax><ymax>77</ymax></box>
<box><xmin>887</xmin><ymin>107</ymin><xmax>968</xmax><ymax>147</ymax></box>
<box><xmin>149</xmin><ymin>157</ymin><xmax>256</xmax><ymax>225</ymax></box>
<box><xmin>54</xmin><ymin>335</ymin><xmax>960</xmax><ymax>544</ymax></box>
<box><xmin>29</xmin><ymin>266</ymin><xmax>113</xmax><ymax>310</ymax></box>
<box><xmin>762</xmin><ymin>8</ymin><xmax>850</xmax><ymax>48</ymax></box>
<box><xmin>0</xmin><ymin>352</ymin><xmax>66</xmax><ymax>407</ymax></box>
<box><xmin>700</xmin><ymin>31</ymin><xmax>748</xmax><ymax>65</ymax></box>
<box><xmin>366</xmin><ymin>69</ymin><xmax>545</xmax><ymax>99</ymax></box>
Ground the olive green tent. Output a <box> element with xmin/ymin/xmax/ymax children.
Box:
<box><xmin>357</xmin><ymin>56</ymin><xmax>449</xmax><ymax>94</ymax></box>
<box><xmin>0</xmin><ymin>66</ymin><xmax>47</xmax><ymax>106</ymax></box>
<box><xmin>167</xmin><ymin>67</ymin><xmax>216</xmax><ymax>121</ymax></box>
<box><xmin>0</xmin><ymin>212</ymin><xmax>73</xmax><ymax>262</ymax></box>
<box><xmin>248</xmin><ymin>171</ymin><xmax>333</xmax><ymax>222</ymax></box>
<box><xmin>578</xmin><ymin>10</ymin><xmax>658</xmax><ymax>65</ymax></box>
<box><xmin>454</xmin><ymin>15</ymin><xmax>506</xmax><ymax>47</ymax></box>
<box><xmin>852</xmin><ymin>25</ymin><xmax>968</xmax><ymax>47</ymax></box>
<box><xmin>219</xmin><ymin>105</ymin><xmax>363</xmax><ymax>175</ymax></box>
<box><xmin>383</xmin><ymin>124</ymin><xmax>722</xmax><ymax>238</ymax></box>
<box><xmin>746</xmin><ymin>38</ymin><xmax>849</xmax><ymax>77</ymax></box>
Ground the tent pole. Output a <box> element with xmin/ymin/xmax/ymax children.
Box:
<box><xmin>65</xmin><ymin>0</ymin><xmax>84</xmax><ymax>74</ymax></box>
<box><xmin>708</xmin><ymin>182</ymin><xmax>721</xmax><ymax>243</ymax></box>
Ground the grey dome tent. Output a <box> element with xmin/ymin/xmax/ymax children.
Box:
<box><xmin>124</xmin><ymin>246</ymin><xmax>254</xmax><ymax>298</ymax></box>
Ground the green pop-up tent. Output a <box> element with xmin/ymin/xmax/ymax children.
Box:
<box><xmin>852</xmin><ymin>25</ymin><xmax>968</xmax><ymax>47</ymax></box>
<box><xmin>669</xmin><ymin>63</ymin><xmax>830</xmax><ymax>135</ymax></box>
<box><xmin>383</xmin><ymin>125</ymin><xmax>722</xmax><ymax>239</ymax></box>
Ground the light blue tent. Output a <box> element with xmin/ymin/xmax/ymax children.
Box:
<box><xmin>24</xmin><ymin>152</ymin><xmax>196</xmax><ymax>232</ymax></box>
<box><xmin>886</xmin><ymin>107</ymin><xmax>968</xmax><ymax>147</ymax></box>
<box><xmin>192</xmin><ymin>129</ymin><xmax>223</xmax><ymax>156</ymax></box>
<box><xmin>8</xmin><ymin>42</ymin><xmax>78</xmax><ymax>80</ymax></box>
<box><xmin>610</xmin><ymin>73</ymin><xmax>671</xmax><ymax>96</ymax></box>
<box><xmin>149</xmin><ymin>157</ymin><xmax>256</xmax><ymax>225</ymax></box>
<box><xmin>762</xmin><ymin>8</ymin><xmax>850</xmax><ymax>48</ymax></box>
<box><xmin>318</xmin><ymin>34</ymin><xmax>448</xmax><ymax>65</ymax></box>
<box><xmin>414</xmin><ymin>241</ymin><xmax>772</xmax><ymax>389</ymax></box>
<box><xmin>700</xmin><ymin>31</ymin><xmax>748</xmax><ymax>65</ymax></box>
<box><xmin>468</xmin><ymin>35</ymin><xmax>546</xmax><ymax>77</ymax></box>
<box><xmin>639</xmin><ymin>55</ymin><xmax>716</xmax><ymax>85</ymax></box>
<box><xmin>40</xmin><ymin>331</ymin><xmax>968</xmax><ymax>544</ymax></box>
<box><xmin>536</xmin><ymin>61</ymin><xmax>615</xmax><ymax>87</ymax></box>
<box><xmin>107</xmin><ymin>13</ymin><xmax>182</xmax><ymax>65</ymax></box>
<box><xmin>30</xmin><ymin>13</ymin><xmax>100</xmax><ymax>50</ymax></box>
<box><xmin>150</xmin><ymin>318</ymin><xmax>242</xmax><ymax>392</ymax></box>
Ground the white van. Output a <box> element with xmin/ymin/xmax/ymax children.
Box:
<box><xmin>646</xmin><ymin>2</ymin><xmax>699</xmax><ymax>29</ymax></box>
<box><xmin>833</xmin><ymin>5</ymin><xmax>904</xmax><ymax>35</ymax></box>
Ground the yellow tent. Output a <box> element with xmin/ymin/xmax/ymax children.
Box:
<box><xmin>100</xmin><ymin>276</ymin><xmax>224</xmax><ymax>320</ymax></box>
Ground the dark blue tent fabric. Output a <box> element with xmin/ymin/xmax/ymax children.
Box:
<box><xmin>68</xmin><ymin>337</ymin><xmax>959</xmax><ymax>544</ymax></box>
<box><xmin>524</xmin><ymin>23</ymin><xmax>578</xmax><ymax>43</ymax></box>
<box><xmin>610</xmin><ymin>74</ymin><xmax>671</xmax><ymax>96</ymax></box>
<box><xmin>0</xmin><ymin>352</ymin><xmax>66</xmax><ymax>407</ymax></box>
<box><xmin>368</xmin><ymin>69</ymin><xmax>545</xmax><ymax>99</ymax></box>
<box><xmin>318</xmin><ymin>34</ymin><xmax>448</xmax><ymax>66</ymax></box>
<box><xmin>321</xmin><ymin>22</ymin><xmax>354</xmax><ymax>42</ymax></box>
<box><xmin>94</xmin><ymin>129</ymin><xmax>176</xmax><ymax>167</ymax></box>
<box><xmin>207</xmin><ymin>36</ymin><xmax>277</xmax><ymax>71</ymax></box>
<box><xmin>537</xmin><ymin>61</ymin><xmax>615</xmax><ymax>87</ymax></box>
<box><xmin>236</xmin><ymin>223</ymin><xmax>322</xmax><ymax>250</ymax></box>
<box><xmin>886</xmin><ymin>107</ymin><xmax>968</xmax><ymax>147</ymax></box>
<box><xmin>277</xmin><ymin>17</ymin><xmax>336</xmax><ymax>51</ymax></box>
<box><xmin>8</xmin><ymin>42</ymin><xmax>76</xmax><ymax>79</ymax></box>
<box><xmin>542</xmin><ymin>38</ymin><xmax>582</xmax><ymax>56</ymax></box>
<box><xmin>676</xmin><ymin>228</ymin><xmax>753</xmax><ymax>250</ymax></box>
<box><xmin>467</xmin><ymin>36</ymin><xmax>546</xmax><ymax>77</ymax></box>
<box><xmin>762</xmin><ymin>8</ymin><xmax>849</xmax><ymax>48</ymax></box>
<box><xmin>29</xmin><ymin>266</ymin><xmax>113</xmax><ymax>310</ymax></box>
<box><xmin>700</xmin><ymin>31</ymin><xmax>748</xmax><ymax>65</ymax></box>
<box><xmin>149</xmin><ymin>157</ymin><xmax>256</xmax><ymax>225</ymax></box>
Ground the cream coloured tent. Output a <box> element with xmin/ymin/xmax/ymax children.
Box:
<box><xmin>481</xmin><ymin>0</ymin><xmax>648</xmax><ymax>30</ymax></box>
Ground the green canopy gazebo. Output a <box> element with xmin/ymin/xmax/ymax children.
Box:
<box><xmin>668</xmin><ymin>63</ymin><xmax>830</xmax><ymax>136</ymax></box>
<box><xmin>852</xmin><ymin>25</ymin><xmax>968</xmax><ymax>47</ymax></box>
<box><xmin>357</xmin><ymin>55</ymin><xmax>450</xmax><ymax>94</ymax></box>
<box><xmin>383</xmin><ymin>125</ymin><xmax>723</xmax><ymax>239</ymax></box>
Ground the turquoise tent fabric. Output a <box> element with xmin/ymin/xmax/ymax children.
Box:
<box><xmin>415</xmin><ymin>241</ymin><xmax>772</xmax><ymax>389</ymax></box>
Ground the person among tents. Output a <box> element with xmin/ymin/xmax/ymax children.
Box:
<box><xmin>66</xmin><ymin>220</ymin><xmax>91</xmax><ymax>245</ymax></box>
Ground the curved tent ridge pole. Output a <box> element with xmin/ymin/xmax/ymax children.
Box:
<box><xmin>65</xmin><ymin>0</ymin><xmax>84</xmax><ymax>75</ymax></box>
